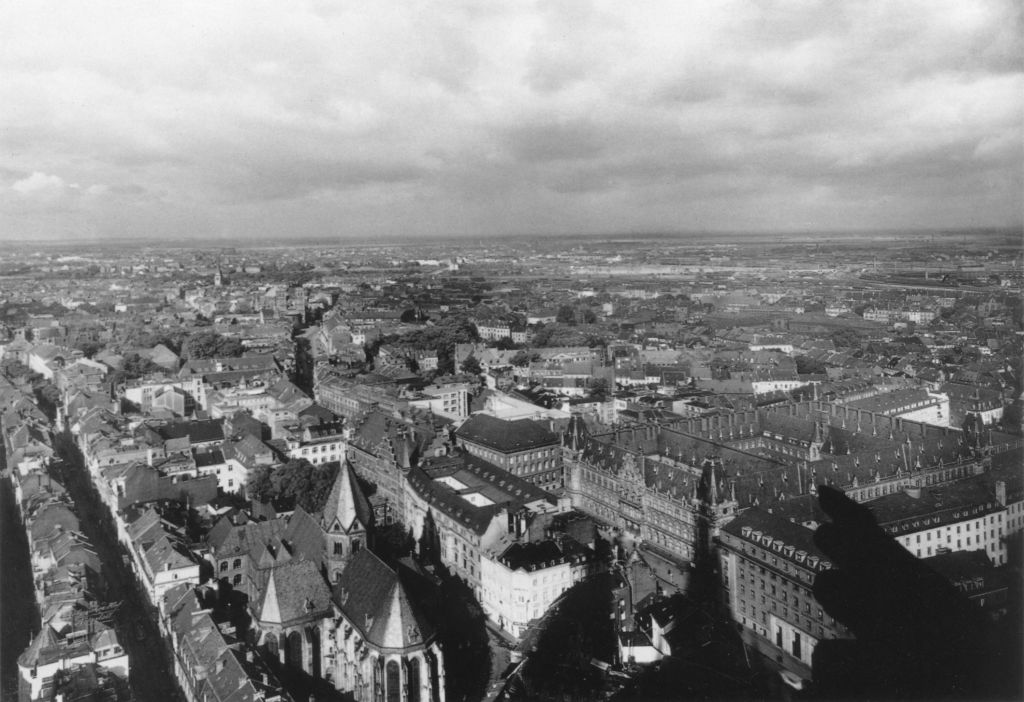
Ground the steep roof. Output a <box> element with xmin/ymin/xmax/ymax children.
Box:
<box><xmin>320</xmin><ymin>461</ymin><xmax>373</xmax><ymax>534</ymax></box>
<box><xmin>255</xmin><ymin>559</ymin><xmax>333</xmax><ymax>627</ymax></box>
<box><xmin>331</xmin><ymin>549</ymin><xmax>435</xmax><ymax>651</ymax></box>
<box><xmin>207</xmin><ymin>515</ymin><xmax>287</xmax><ymax>560</ymax></box>
<box><xmin>282</xmin><ymin>506</ymin><xmax>325</xmax><ymax>564</ymax></box>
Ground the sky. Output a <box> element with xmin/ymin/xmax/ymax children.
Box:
<box><xmin>1</xmin><ymin>0</ymin><xmax>1021</xmax><ymax>242</ymax></box>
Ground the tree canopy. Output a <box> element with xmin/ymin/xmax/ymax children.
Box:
<box><xmin>248</xmin><ymin>459</ymin><xmax>339</xmax><ymax>513</ymax></box>
<box><xmin>184</xmin><ymin>331</ymin><xmax>246</xmax><ymax>359</ymax></box>
<box><xmin>390</xmin><ymin>314</ymin><xmax>480</xmax><ymax>374</ymax></box>
<box><xmin>460</xmin><ymin>354</ymin><xmax>482</xmax><ymax>375</ymax></box>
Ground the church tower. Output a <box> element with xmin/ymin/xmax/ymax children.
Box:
<box><xmin>213</xmin><ymin>262</ymin><xmax>224</xmax><ymax>287</ymax></box>
<box><xmin>320</xmin><ymin>461</ymin><xmax>374</xmax><ymax>582</ymax></box>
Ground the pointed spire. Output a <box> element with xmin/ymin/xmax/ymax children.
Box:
<box><xmin>322</xmin><ymin>461</ymin><xmax>372</xmax><ymax>533</ymax></box>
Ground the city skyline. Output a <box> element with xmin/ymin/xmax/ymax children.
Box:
<box><xmin>2</xmin><ymin>0</ymin><xmax>1021</xmax><ymax>242</ymax></box>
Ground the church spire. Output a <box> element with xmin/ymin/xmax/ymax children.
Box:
<box><xmin>322</xmin><ymin>461</ymin><xmax>373</xmax><ymax>535</ymax></box>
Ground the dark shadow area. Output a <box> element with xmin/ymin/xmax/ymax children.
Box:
<box><xmin>810</xmin><ymin>485</ymin><xmax>1023</xmax><ymax>701</ymax></box>
<box><xmin>508</xmin><ymin>572</ymin><xmax>617</xmax><ymax>701</ymax></box>
<box><xmin>0</xmin><ymin>470</ymin><xmax>41</xmax><ymax>699</ymax></box>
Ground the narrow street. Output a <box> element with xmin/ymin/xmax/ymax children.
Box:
<box><xmin>0</xmin><ymin>467</ymin><xmax>40</xmax><ymax>701</ymax></box>
<box><xmin>52</xmin><ymin>432</ymin><xmax>183</xmax><ymax>702</ymax></box>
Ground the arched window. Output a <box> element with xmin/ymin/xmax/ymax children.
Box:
<box><xmin>286</xmin><ymin>631</ymin><xmax>304</xmax><ymax>669</ymax></box>
<box><xmin>407</xmin><ymin>657</ymin><xmax>422</xmax><ymax>702</ymax></box>
<box><xmin>386</xmin><ymin>660</ymin><xmax>401</xmax><ymax>702</ymax></box>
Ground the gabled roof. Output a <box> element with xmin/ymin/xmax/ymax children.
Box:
<box><xmin>207</xmin><ymin>515</ymin><xmax>287</xmax><ymax>560</ymax></box>
<box><xmin>255</xmin><ymin>559</ymin><xmax>333</xmax><ymax>626</ymax></box>
<box><xmin>282</xmin><ymin>506</ymin><xmax>326</xmax><ymax>564</ymax></box>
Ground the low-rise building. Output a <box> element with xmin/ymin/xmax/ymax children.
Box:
<box><xmin>164</xmin><ymin>584</ymin><xmax>291</xmax><ymax>702</ymax></box>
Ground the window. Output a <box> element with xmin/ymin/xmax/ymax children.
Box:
<box><xmin>232</xmin><ymin>558</ymin><xmax>241</xmax><ymax>569</ymax></box>
<box><xmin>220</xmin><ymin>561</ymin><xmax>228</xmax><ymax>572</ymax></box>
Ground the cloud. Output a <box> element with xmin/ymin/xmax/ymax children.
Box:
<box><xmin>12</xmin><ymin>171</ymin><xmax>68</xmax><ymax>196</ymax></box>
<box><xmin>0</xmin><ymin>0</ymin><xmax>1020</xmax><ymax>240</ymax></box>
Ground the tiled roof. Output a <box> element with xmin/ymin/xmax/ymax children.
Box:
<box><xmin>255</xmin><ymin>559</ymin><xmax>333</xmax><ymax>626</ymax></box>
<box><xmin>331</xmin><ymin>549</ymin><xmax>435</xmax><ymax>650</ymax></box>
<box><xmin>320</xmin><ymin>461</ymin><xmax>373</xmax><ymax>534</ymax></box>
<box><xmin>282</xmin><ymin>507</ymin><xmax>326</xmax><ymax>564</ymax></box>
<box><xmin>455</xmin><ymin>413</ymin><xmax>558</xmax><ymax>453</ymax></box>
<box><xmin>720</xmin><ymin>507</ymin><xmax>833</xmax><ymax>573</ymax></box>
<box><xmin>207</xmin><ymin>515</ymin><xmax>287</xmax><ymax>560</ymax></box>
<box><xmin>154</xmin><ymin>418</ymin><xmax>225</xmax><ymax>444</ymax></box>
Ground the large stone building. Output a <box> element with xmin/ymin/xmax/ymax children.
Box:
<box><xmin>204</xmin><ymin>462</ymin><xmax>443</xmax><ymax>700</ymax></box>
<box><xmin>455</xmin><ymin>413</ymin><xmax>563</xmax><ymax>491</ymax></box>
<box><xmin>322</xmin><ymin>550</ymin><xmax>446</xmax><ymax>702</ymax></box>
<box><xmin>562</xmin><ymin>398</ymin><xmax>1013</xmax><ymax>568</ymax></box>
<box><xmin>718</xmin><ymin>508</ymin><xmax>849</xmax><ymax>681</ymax></box>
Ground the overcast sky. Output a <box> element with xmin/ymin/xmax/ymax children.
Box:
<box><xmin>2</xmin><ymin>0</ymin><xmax>1021</xmax><ymax>242</ymax></box>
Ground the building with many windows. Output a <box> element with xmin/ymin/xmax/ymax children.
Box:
<box><xmin>865</xmin><ymin>460</ymin><xmax>1023</xmax><ymax>566</ymax></box>
<box><xmin>455</xmin><ymin>414</ymin><xmax>563</xmax><ymax>491</ymax></box>
<box><xmin>480</xmin><ymin>535</ymin><xmax>597</xmax><ymax>638</ymax></box>
<box><xmin>719</xmin><ymin>508</ymin><xmax>849</xmax><ymax>681</ymax></box>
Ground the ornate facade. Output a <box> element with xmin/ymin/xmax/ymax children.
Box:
<box><xmin>322</xmin><ymin>550</ymin><xmax>445</xmax><ymax>702</ymax></box>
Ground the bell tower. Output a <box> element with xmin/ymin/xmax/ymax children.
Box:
<box><xmin>321</xmin><ymin>461</ymin><xmax>374</xmax><ymax>582</ymax></box>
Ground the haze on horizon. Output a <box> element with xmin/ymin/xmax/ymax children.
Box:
<box><xmin>2</xmin><ymin>1</ymin><xmax>1021</xmax><ymax>243</ymax></box>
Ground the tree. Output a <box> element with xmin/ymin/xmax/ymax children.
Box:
<box><xmin>111</xmin><ymin>353</ymin><xmax>165</xmax><ymax>385</ymax></box>
<box><xmin>372</xmin><ymin>521</ymin><xmax>416</xmax><ymax>563</ymax></box>
<box><xmin>418</xmin><ymin>509</ymin><xmax>441</xmax><ymax>566</ymax></box>
<box><xmin>587</xmin><ymin>376</ymin><xmax>610</xmax><ymax>396</ymax></box>
<box><xmin>795</xmin><ymin>355</ymin><xmax>828</xmax><ymax>375</ymax></box>
<box><xmin>184</xmin><ymin>331</ymin><xmax>245</xmax><ymax>359</ymax></box>
<box><xmin>830</xmin><ymin>328</ymin><xmax>862</xmax><ymax>350</ymax></box>
<box><xmin>460</xmin><ymin>354</ymin><xmax>482</xmax><ymax>375</ymax></box>
<box><xmin>249</xmin><ymin>459</ymin><xmax>339</xmax><ymax>513</ymax></box>
<box><xmin>511</xmin><ymin>349</ymin><xmax>541</xmax><ymax>367</ymax></box>
<box><xmin>397</xmin><ymin>314</ymin><xmax>480</xmax><ymax>374</ymax></box>
<box><xmin>74</xmin><ymin>341</ymin><xmax>104</xmax><ymax>358</ymax></box>
<box><xmin>556</xmin><ymin>304</ymin><xmax>576</xmax><ymax>324</ymax></box>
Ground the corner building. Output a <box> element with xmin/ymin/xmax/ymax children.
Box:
<box><xmin>719</xmin><ymin>508</ymin><xmax>850</xmax><ymax>679</ymax></box>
